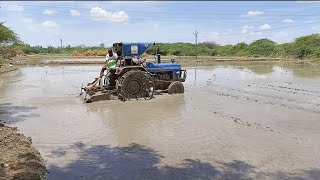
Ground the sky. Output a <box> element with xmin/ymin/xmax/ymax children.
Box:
<box><xmin>1</xmin><ymin>1</ymin><xmax>320</xmax><ymax>47</ymax></box>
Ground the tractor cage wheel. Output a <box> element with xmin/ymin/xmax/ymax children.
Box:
<box><xmin>117</xmin><ymin>70</ymin><xmax>155</xmax><ymax>101</ymax></box>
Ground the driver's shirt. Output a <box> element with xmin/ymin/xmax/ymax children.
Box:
<box><xmin>106</xmin><ymin>53</ymin><xmax>118</xmax><ymax>70</ymax></box>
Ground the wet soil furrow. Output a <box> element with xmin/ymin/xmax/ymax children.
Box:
<box><xmin>251</xmin><ymin>82</ymin><xmax>320</xmax><ymax>95</ymax></box>
<box><xmin>206</xmin><ymin>86</ymin><xmax>320</xmax><ymax>114</ymax></box>
<box><xmin>207</xmin><ymin>83</ymin><xmax>320</xmax><ymax>110</ymax></box>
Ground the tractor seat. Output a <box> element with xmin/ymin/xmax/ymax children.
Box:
<box><xmin>123</xmin><ymin>59</ymin><xmax>138</xmax><ymax>66</ymax></box>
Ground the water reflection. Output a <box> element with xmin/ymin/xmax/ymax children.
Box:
<box><xmin>281</xmin><ymin>62</ymin><xmax>320</xmax><ymax>78</ymax></box>
<box><xmin>189</xmin><ymin>62</ymin><xmax>320</xmax><ymax>85</ymax></box>
<box><xmin>213</xmin><ymin>62</ymin><xmax>275</xmax><ymax>75</ymax></box>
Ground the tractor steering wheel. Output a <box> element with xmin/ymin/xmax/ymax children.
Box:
<box><xmin>139</xmin><ymin>58</ymin><xmax>147</xmax><ymax>67</ymax></box>
<box><xmin>140</xmin><ymin>58</ymin><xmax>146</xmax><ymax>64</ymax></box>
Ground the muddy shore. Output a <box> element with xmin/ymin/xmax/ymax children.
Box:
<box><xmin>0</xmin><ymin>68</ymin><xmax>47</xmax><ymax>180</ymax></box>
<box><xmin>0</xmin><ymin>66</ymin><xmax>17</xmax><ymax>75</ymax></box>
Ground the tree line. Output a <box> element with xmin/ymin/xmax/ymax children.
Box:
<box><xmin>147</xmin><ymin>35</ymin><xmax>320</xmax><ymax>60</ymax></box>
<box><xmin>1</xmin><ymin>23</ymin><xmax>320</xmax><ymax>63</ymax></box>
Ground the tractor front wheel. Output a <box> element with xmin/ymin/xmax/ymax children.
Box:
<box><xmin>168</xmin><ymin>81</ymin><xmax>184</xmax><ymax>94</ymax></box>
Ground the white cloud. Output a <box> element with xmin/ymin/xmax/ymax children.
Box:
<box><xmin>272</xmin><ymin>32</ymin><xmax>290</xmax><ymax>43</ymax></box>
<box><xmin>259</xmin><ymin>24</ymin><xmax>271</xmax><ymax>30</ymax></box>
<box><xmin>21</xmin><ymin>18</ymin><xmax>33</xmax><ymax>24</ymax></box>
<box><xmin>282</xmin><ymin>19</ymin><xmax>295</xmax><ymax>23</ymax></box>
<box><xmin>70</xmin><ymin>9</ymin><xmax>81</xmax><ymax>16</ymax></box>
<box><xmin>6</xmin><ymin>4</ymin><xmax>24</xmax><ymax>12</ymax></box>
<box><xmin>90</xmin><ymin>7</ymin><xmax>129</xmax><ymax>23</ymax></box>
<box><xmin>20</xmin><ymin>18</ymin><xmax>40</xmax><ymax>32</ymax></box>
<box><xmin>205</xmin><ymin>30</ymin><xmax>264</xmax><ymax>45</ymax></box>
<box><xmin>246</xmin><ymin>11</ymin><xmax>264</xmax><ymax>16</ymax></box>
<box><xmin>43</xmin><ymin>9</ymin><xmax>57</xmax><ymax>15</ymax></box>
<box><xmin>239</xmin><ymin>25</ymin><xmax>264</xmax><ymax>37</ymax></box>
<box><xmin>42</xmin><ymin>21</ymin><xmax>58</xmax><ymax>28</ymax></box>
<box><xmin>241</xmin><ymin>25</ymin><xmax>254</xmax><ymax>33</ymax></box>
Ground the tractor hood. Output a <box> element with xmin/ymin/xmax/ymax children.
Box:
<box><xmin>146</xmin><ymin>62</ymin><xmax>181</xmax><ymax>73</ymax></box>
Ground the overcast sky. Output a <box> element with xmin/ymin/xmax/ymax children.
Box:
<box><xmin>1</xmin><ymin>1</ymin><xmax>320</xmax><ymax>47</ymax></box>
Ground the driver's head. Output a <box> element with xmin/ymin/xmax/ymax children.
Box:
<box><xmin>107</xmin><ymin>49</ymin><xmax>113</xmax><ymax>56</ymax></box>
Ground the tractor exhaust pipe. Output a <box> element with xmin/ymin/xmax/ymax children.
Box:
<box><xmin>157</xmin><ymin>54</ymin><xmax>161</xmax><ymax>64</ymax></box>
<box><xmin>156</xmin><ymin>45</ymin><xmax>161</xmax><ymax>63</ymax></box>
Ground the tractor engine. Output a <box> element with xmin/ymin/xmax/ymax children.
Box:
<box><xmin>153</xmin><ymin>71</ymin><xmax>172</xmax><ymax>90</ymax></box>
<box><xmin>156</xmin><ymin>72</ymin><xmax>172</xmax><ymax>81</ymax></box>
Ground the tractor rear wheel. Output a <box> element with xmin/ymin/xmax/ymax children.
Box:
<box><xmin>168</xmin><ymin>81</ymin><xmax>184</xmax><ymax>94</ymax></box>
<box><xmin>117</xmin><ymin>70</ymin><xmax>155</xmax><ymax>100</ymax></box>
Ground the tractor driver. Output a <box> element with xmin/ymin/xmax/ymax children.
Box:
<box><xmin>100</xmin><ymin>49</ymin><xmax>118</xmax><ymax>89</ymax></box>
<box><xmin>85</xmin><ymin>48</ymin><xmax>118</xmax><ymax>92</ymax></box>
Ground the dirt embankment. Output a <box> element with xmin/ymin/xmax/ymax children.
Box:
<box><xmin>9</xmin><ymin>55</ymin><xmax>105</xmax><ymax>65</ymax></box>
<box><xmin>0</xmin><ymin>124</ymin><xmax>46</xmax><ymax>180</ymax></box>
<box><xmin>0</xmin><ymin>68</ymin><xmax>47</xmax><ymax>180</ymax></box>
<box><xmin>0</xmin><ymin>66</ymin><xmax>17</xmax><ymax>75</ymax></box>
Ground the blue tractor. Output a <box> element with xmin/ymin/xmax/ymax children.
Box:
<box><xmin>83</xmin><ymin>42</ymin><xmax>186</xmax><ymax>102</ymax></box>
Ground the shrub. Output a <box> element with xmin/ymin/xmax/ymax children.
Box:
<box><xmin>248</xmin><ymin>39</ymin><xmax>276</xmax><ymax>57</ymax></box>
<box><xmin>296</xmin><ymin>45</ymin><xmax>312</xmax><ymax>59</ymax></box>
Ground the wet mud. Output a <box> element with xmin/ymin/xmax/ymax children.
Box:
<box><xmin>0</xmin><ymin>62</ymin><xmax>319</xmax><ymax>179</ymax></box>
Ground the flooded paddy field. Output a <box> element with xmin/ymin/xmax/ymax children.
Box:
<box><xmin>0</xmin><ymin>62</ymin><xmax>320</xmax><ymax>179</ymax></box>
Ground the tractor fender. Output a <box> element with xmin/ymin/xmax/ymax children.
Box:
<box><xmin>116</xmin><ymin>66</ymin><xmax>147</xmax><ymax>77</ymax></box>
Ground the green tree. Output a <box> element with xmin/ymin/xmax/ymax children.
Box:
<box><xmin>296</xmin><ymin>45</ymin><xmax>312</xmax><ymax>59</ymax></box>
<box><xmin>198</xmin><ymin>41</ymin><xmax>218</xmax><ymax>49</ymax></box>
<box><xmin>234</xmin><ymin>42</ymin><xmax>248</xmax><ymax>51</ymax></box>
<box><xmin>248</xmin><ymin>39</ymin><xmax>277</xmax><ymax>57</ymax></box>
<box><xmin>0</xmin><ymin>23</ymin><xmax>18</xmax><ymax>43</ymax></box>
<box><xmin>292</xmin><ymin>34</ymin><xmax>320</xmax><ymax>58</ymax></box>
<box><xmin>217</xmin><ymin>45</ymin><xmax>235</xmax><ymax>56</ymax></box>
<box><xmin>294</xmin><ymin>34</ymin><xmax>320</xmax><ymax>47</ymax></box>
<box><xmin>0</xmin><ymin>23</ymin><xmax>20</xmax><ymax>63</ymax></box>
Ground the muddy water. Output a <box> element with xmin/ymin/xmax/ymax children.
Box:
<box><xmin>0</xmin><ymin>62</ymin><xmax>320</xmax><ymax>179</ymax></box>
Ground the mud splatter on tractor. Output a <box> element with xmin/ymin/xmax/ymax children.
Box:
<box><xmin>80</xmin><ymin>42</ymin><xmax>187</xmax><ymax>103</ymax></box>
